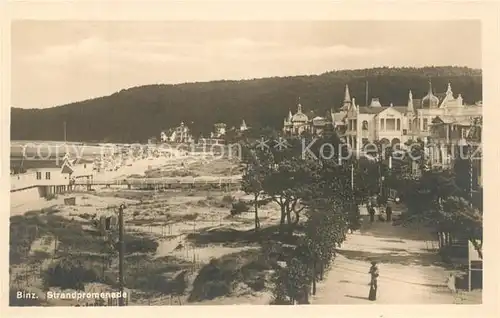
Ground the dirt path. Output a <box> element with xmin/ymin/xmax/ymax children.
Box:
<box><xmin>312</xmin><ymin>217</ymin><xmax>482</xmax><ymax>304</ymax></box>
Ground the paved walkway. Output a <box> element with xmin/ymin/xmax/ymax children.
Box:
<box><xmin>312</xmin><ymin>216</ymin><xmax>482</xmax><ymax>304</ymax></box>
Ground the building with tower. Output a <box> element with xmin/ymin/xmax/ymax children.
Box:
<box><xmin>160</xmin><ymin>122</ymin><xmax>193</xmax><ymax>143</ymax></box>
<box><xmin>282</xmin><ymin>81</ymin><xmax>482</xmax><ymax>164</ymax></box>
<box><xmin>343</xmin><ymin>80</ymin><xmax>481</xmax><ymax>163</ymax></box>
<box><xmin>212</xmin><ymin>123</ymin><xmax>227</xmax><ymax>138</ymax></box>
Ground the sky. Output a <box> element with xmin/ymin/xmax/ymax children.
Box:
<box><xmin>11</xmin><ymin>20</ymin><xmax>481</xmax><ymax>109</ymax></box>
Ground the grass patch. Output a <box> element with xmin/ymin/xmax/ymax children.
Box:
<box><xmin>10</xmin><ymin>213</ymin><xmax>158</xmax><ymax>265</ymax></box>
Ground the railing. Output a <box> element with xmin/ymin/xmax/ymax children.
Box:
<box><xmin>73</xmin><ymin>175</ymin><xmax>242</xmax><ymax>186</ymax></box>
<box><xmin>11</xmin><ymin>171</ymin><xmax>242</xmax><ymax>190</ymax></box>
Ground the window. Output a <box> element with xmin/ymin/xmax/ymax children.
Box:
<box><xmin>396</xmin><ymin>119</ymin><xmax>401</xmax><ymax>130</ymax></box>
<box><xmin>362</xmin><ymin>120</ymin><xmax>369</xmax><ymax>130</ymax></box>
<box><xmin>380</xmin><ymin>119</ymin><xmax>385</xmax><ymax>131</ymax></box>
<box><xmin>45</xmin><ymin>172</ymin><xmax>51</xmax><ymax>180</ymax></box>
<box><xmin>423</xmin><ymin>118</ymin><xmax>429</xmax><ymax>131</ymax></box>
<box><xmin>386</xmin><ymin>118</ymin><xmax>396</xmax><ymax>131</ymax></box>
<box><xmin>409</xmin><ymin>120</ymin><xmax>412</xmax><ymax>131</ymax></box>
<box><xmin>84</xmin><ymin>164</ymin><xmax>87</xmax><ymax>169</ymax></box>
<box><xmin>36</xmin><ymin>172</ymin><xmax>42</xmax><ymax>180</ymax></box>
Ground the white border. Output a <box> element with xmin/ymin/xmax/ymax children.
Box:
<box><xmin>1</xmin><ymin>1</ymin><xmax>499</xmax><ymax>317</ymax></box>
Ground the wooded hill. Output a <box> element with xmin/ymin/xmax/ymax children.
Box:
<box><xmin>11</xmin><ymin>66</ymin><xmax>482</xmax><ymax>143</ymax></box>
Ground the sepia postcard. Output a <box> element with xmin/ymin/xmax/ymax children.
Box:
<box><xmin>1</xmin><ymin>1</ymin><xmax>499</xmax><ymax>318</ymax></box>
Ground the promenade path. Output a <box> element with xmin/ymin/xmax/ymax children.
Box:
<box><xmin>312</xmin><ymin>213</ymin><xmax>481</xmax><ymax>304</ymax></box>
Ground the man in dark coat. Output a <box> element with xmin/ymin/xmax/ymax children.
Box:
<box><xmin>368</xmin><ymin>261</ymin><xmax>379</xmax><ymax>301</ymax></box>
<box><xmin>368</xmin><ymin>205</ymin><xmax>376</xmax><ymax>223</ymax></box>
<box><xmin>385</xmin><ymin>205</ymin><xmax>392</xmax><ymax>222</ymax></box>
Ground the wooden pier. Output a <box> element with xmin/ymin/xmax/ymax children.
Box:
<box><xmin>72</xmin><ymin>176</ymin><xmax>242</xmax><ymax>191</ymax></box>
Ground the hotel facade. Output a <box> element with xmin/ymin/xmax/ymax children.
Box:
<box><xmin>282</xmin><ymin>81</ymin><xmax>482</xmax><ymax>170</ymax></box>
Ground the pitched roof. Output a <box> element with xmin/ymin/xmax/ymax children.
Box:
<box><xmin>61</xmin><ymin>164</ymin><xmax>75</xmax><ymax>174</ymax></box>
<box><xmin>391</xmin><ymin>106</ymin><xmax>408</xmax><ymax>114</ymax></box>
<box><xmin>432</xmin><ymin>115</ymin><xmax>472</xmax><ymax>126</ymax></box>
<box><xmin>332</xmin><ymin>111</ymin><xmax>347</xmax><ymax>122</ymax></box>
<box><xmin>60</xmin><ymin>157</ymin><xmax>75</xmax><ymax>174</ymax></box>
<box><xmin>358</xmin><ymin>107</ymin><xmax>386</xmax><ymax>114</ymax></box>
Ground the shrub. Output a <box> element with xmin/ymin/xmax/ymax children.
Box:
<box><xmin>188</xmin><ymin>258</ymin><xmax>235</xmax><ymax>302</ymax></box>
<box><xmin>222</xmin><ymin>195</ymin><xmax>235</xmax><ymax>204</ymax></box>
<box><xmin>246</xmin><ymin>275</ymin><xmax>266</xmax><ymax>291</ymax></box>
<box><xmin>43</xmin><ymin>258</ymin><xmax>102</xmax><ymax>290</ymax></box>
<box><xmin>188</xmin><ymin>249</ymin><xmax>273</xmax><ymax>302</ymax></box>
<box><xmin>181</xmin><ymin>213</ymin><xmax>199</xmax><ymax>221</ymax></box>
<box><xmin>118</xmin><ymin>237</ymin><xmax>159</xmax><ymax>254</ymax></box>
<box><xmin>230</xmin><ymin>200</ymin><xmax>250</xmax><ymax>215</ymax></box>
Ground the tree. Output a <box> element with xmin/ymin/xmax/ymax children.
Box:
<box><xmin>441</xmin><ymin>196</ymin><xmax>483</xmax><ymax>259</ymax></box>
<box><xmin>241</xmin><ymin>145</ymin><xmax>272</xmax><ymax>231</ymax></box>
<box><xmin>400</xmin><ymin>169</ymin><xmax>483</xmax><ymax>258</ymax></box>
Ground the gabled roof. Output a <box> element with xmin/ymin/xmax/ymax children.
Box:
<box><xmin>431</xmin><ymin>115</ymin><xmax>472</xmax><ymax>126</ymax></box>
<box><xmin>358</xmin><ymin>107</ymin><xmax>387</xmax><ymax>114</ymax></box>
<box><xmin>60</xmin><ymin>158</ymin><xmax>75</xmax><ymax>174</ymax></box>
<box><xmin>391</xmin><ymin>106</ymin><xmax>408</xmax><ymax>114</ymax></box>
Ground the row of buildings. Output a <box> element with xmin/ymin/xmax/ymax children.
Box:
<box><xmin>159</xmin><ymin>120</ymin><xmax>249</xmax><ymax>143</ymax></box>
<box><xmin>283</xmin><ymin>81</ymin><xmax>482</xmax><ymax>183</ymax></box>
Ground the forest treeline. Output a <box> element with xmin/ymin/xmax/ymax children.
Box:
<box><xmin>11</xmin><ymin>66</ymin><xmax>482</xmax><ymax>143</ymax></box>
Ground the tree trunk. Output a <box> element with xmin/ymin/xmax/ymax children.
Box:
<box><xmin>312</xmin><ymin>258</ymin><xmax>317</xmax><ymax>295</ymax></box>
<box><xmin>293</xmin><ymin>210</ymin><xmax>300</xmax><ymax>225</ymax></box>
<box><xmin>254</xmin><ymin>194</ymin><xmax>260</xmax><ymax>231</ymax></box>
<box><xmin>286</xmin><ymin>205</ymin><xmax>295</xmax><ymax>236</ymax></box>
<box><xmin>286</xmin><ymin>205</ymin><xmax>292</xmax><ymax>225</ymax></box>
<box><xmin>320</xmin><ymin>261</ymin><xmax>324</xmax><ymax>280</ymax></box>
<box><xmin>279</xmin><ymin>205</ymin><xmax>286</xmax><ymax>231</ymax></box>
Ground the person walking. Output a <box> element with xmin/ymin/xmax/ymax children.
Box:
<box><xmin>368</xmin><ymin>261</ymin><xmax>379</xmax><ymax>301</ymax></box>
<box><xmin>385</xmin><ymin>205</ymin><xmax>392</xmax><ymax>222</ymax></box>
<box><xmin>369</xmin><ymin>205</ymin><xmax>376</xmax><ymax>223</ymax></box>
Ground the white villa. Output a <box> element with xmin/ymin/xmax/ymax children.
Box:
<box><xmin>160</xmin><ymin>122</ymin><xmax>193</xmax><ymax>143</ymax></box>
<box><xmin>211</xmin><ymin>123</ymin><xmax>227</xmax><ymax>138</ymax></box>
<box><xmin>343</xmin><ymin>81</ymin><xmax>482</xmax><ymax>154</ymax></box>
